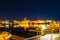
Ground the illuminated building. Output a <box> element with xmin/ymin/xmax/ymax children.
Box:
<box><xmin>0</xmin><ymin>17</ymin><xmax>60</xmax><ymax>40</ymax></box>
<box><xmin>0</xmin><ymin>31</ymin><xmax>11</xmax><ymax>40</ymax></box>
<box><xmin>0</xmin><ymin>17</ymin><xmax>59</xmax><ymax>30</ymax></box>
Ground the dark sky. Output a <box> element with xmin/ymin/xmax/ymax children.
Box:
<box><xmin>0</xmin><ymin>0</ymin><xmax>60</xmax><ymax>20</ymax></box>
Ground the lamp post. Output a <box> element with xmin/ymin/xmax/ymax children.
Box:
<box><xmin>41</xmin><ymin>25</ymin><xmax>46</xmax><ymax>36</ymax></box>
<box><xmin>39</xmin><ymin>25</ymin><xmax>46</xmax><ymax>40</ymax></box>
<box><xmin>51</xmin><ymin>29</ymin><xmax>54</xmax><ymax>40</ymax></box>
<box><xmin>51</xmin><ymin>29</ymin><xmax>53</xmax><ymax>40</ymax></box>
<box><xmin>59</xmin><ymin>28</ymin><xmax>60</xmax><ymax>37</ymax></box>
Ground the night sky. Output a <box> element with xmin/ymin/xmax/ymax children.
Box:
<box><xmin>0</xmin><ymin>0</ymin><xmax>60</xmax><ymax>20</ymax></box>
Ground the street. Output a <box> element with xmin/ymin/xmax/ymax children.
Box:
<box><xmin>40</xmin><ymin>33</ymin><xmax>60</xmax><ymax>40</ymax></box>
<box><xmin>11</xmin><ymin>35</ymin><xmax>25</xmax><ymax>40</ymax></box>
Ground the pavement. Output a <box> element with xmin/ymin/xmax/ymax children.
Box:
<box><xmin>11</xmin><ymin>33</ymin><xmax>60</xmax><ymax>40</ymax></box>
<box><xmin>54</xmin><ymin>36</ymin><xmax>60</xmax><ymax>40</ymax></box>
<box><xmin>40</xmin><ymin>33</ymin><xmax>60</xmax><ymax>40</ymax></box>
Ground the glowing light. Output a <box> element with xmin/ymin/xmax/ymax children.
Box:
<box><xmin>19</xmin><ymin>17</ymin><xmax>30</xmax><ymax>30</ymax></box>
<box><xmin>6</xmin><ymin>25</ymin><xmax>9</xmax><ymax>28</ymax></box>
<box><xmin>0</xmin><ymin>32</ymin><xmax>11</xmax><ymax>40</ymax></box>
<box><xmin>2</xmin><ymin>21</ymin><xmax>5</xmax><ymax>24</ymax></box>
<box><xmin>42</xmin><ymin>25</ymin><xmax>46</xmax><ymax>30</ymax></box>
<box><xmin>5</xmin><ymin>20</ymin><xmax>9</xmax><ymax>24</ymax></box>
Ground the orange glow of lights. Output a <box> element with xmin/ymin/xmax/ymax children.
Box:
<box><xmin>0</xmin><ymin>17</ymin><xmax>60</xmax><ymax>30</ymax></box>
<box><xmin>19</xmin><ymin>17</ymin><xmax>30</xmax><ymax>30</ymax></box>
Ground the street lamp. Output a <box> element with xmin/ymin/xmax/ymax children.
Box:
<box><xmin>41</xmin><ymin>25</ymin><xmax>46</xmax><ymax>36</ymax></box>
<box><xmin>59</xmin><ymin>28</ymin><xmax>60</xmax><ymax>36</ymax></box>
<box><xmin>42</xmin><ymin>25</ymin><xmax>46</xmax><ymax>30</ymax></box>
<box><xmin>51</xmin><ymin>29</ymin><xmax>54</xmax><ymax>40</ymax></box>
